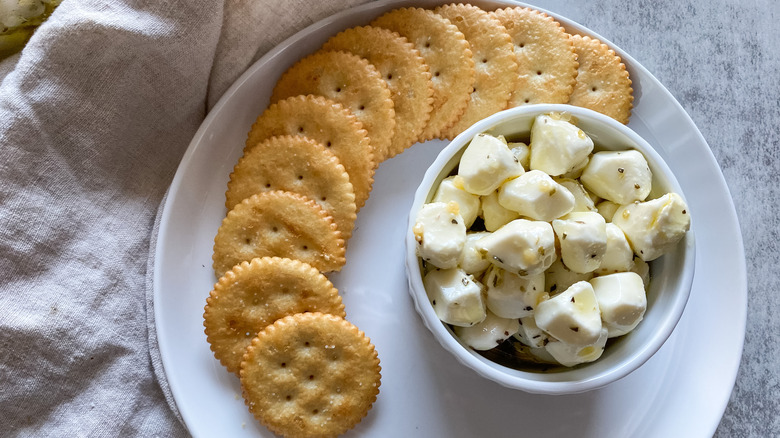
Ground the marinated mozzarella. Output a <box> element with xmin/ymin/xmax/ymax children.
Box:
<box><xmin>612</xmin><ymin>192</ymin><xmax>691</xmax><ymax>261</ymax></box>
<box><xmin>423</xmin><ymin>268</ymin><xmax>486</xmax><ymax>327</ymax></box>
<box><xmin>561</xmin><ymin>156</ymin><xmax>590</xmax><ymax>180</ymax></box>
<box><xmin>458</xmin><ymin>232</ymin><xmax>492</xmax><ymax>276</ymax></box>
<box><xmin>484</xmin><ymin>265</ymin><xmax>547</xmax><ymax>318</ymax></box>
<box><xmin>514</xmin><ymin>315</ymin><xmax>551</xmax><ymax>348</ymax></box>
<box><xmin>534</xmin><ymin>281</ymin><xmax>602</xmax><ymax>346</ymax></box>
<box><xmin>509</xmin><ymin>142</ymin><xmax>530</xmax><ymax>169</ymax></box>
<box><xmin>596</xmin><ymin>223</ymin><xmax>634</xmax><ymax>275</ymax></box>
<box><xmin>415</xmin><ymin>115</ymin><xmax>691</xmax><ymax>368</ymax></box>
<box><xmin>545</xmin><ymin>327</ymin><xmax>608</xmax><ymax>367</ymax></box>
<box><xmin>480</xmin><ymin>190</ymin><xmax>520</xmax><ymax>232</ymax></box>
<box><xmin>413</xmin><ymin>202</ymin><xmax>466</xmax><ymax>269</ymax></box>
<box><xmin>590</xmin><ymin>272</ymin><xmax>646</xmax><ymax>337</ymax></box>
<box><xmin>453</xmin><ymin>310</ymin><xmax>520</xmax><ymax>351</ymax></box>
<box><xmin>580</xmin><ymin>150</ymin><xmax>652</xmax><ymax>204</ymax></box>
<box><xmin>556</xmin><ymin>178</ymin><xmax>597</xmax><ymax>213</ymax></box>
<box><xmin>477</xmin><ymin>219</ymin><xmax>556</xmax><ymax>276</ymax></box>
<box><xmin>545</xmin><ymin>258</ymin><xmax>594</xmax><ymax>296</ymax></box>
<box><xmin>458</xmin><ymin>133</ymin><xmax>523</xmax><ymax>196</ymax></box>
<box><xmin>552</xmin><ymin>212</ymin><xmax>607</xmax><ymax>274</ymax></box>
<box><xmin>498</xmin><ymin>170</ymin><xmax>575</xmax><ymax>221</ymax></box>
<box><xmin>596</xmin><ymin>200</ymin><xmax>620</xmax><ymax>223</ymax></box>
<box><xmin>529</xmin><ymin>114</ymin><xmax>594</xmax><ymax>176</ymax></box>
<box><xmin>432</xmin><ymin>176</ymin><xmax>480</xmax><ymax>228</ymax></box>
<box><xmin>630</xmin><ymin>256</ymin><xmax>650</xmax><ymax>287</ymax></box>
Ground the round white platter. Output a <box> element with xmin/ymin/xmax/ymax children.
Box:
<box><xmin>153</xmin><ymin>1</ymin><xmax>747</xmax><ymax>436</ymax></box>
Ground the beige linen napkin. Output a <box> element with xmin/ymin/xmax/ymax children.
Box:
<box><xmin>0</xmin><ymin>0</ymin><xmax>367</xmax><ymax>435</ymax></box>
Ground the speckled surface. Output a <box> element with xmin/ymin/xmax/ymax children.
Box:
<box><xmin>532</xmin><ymin>0</ymin><xmax>779</xmax><ymax>436</ymax></box>
<box><xmin>2</xmin><ymin>1</ymin><xmax>773</xmax><ymax>436</ymax></box>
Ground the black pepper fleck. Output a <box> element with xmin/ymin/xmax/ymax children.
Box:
<box><xmin>451</xmin><ymin>219</ymin><xmax>458</xmax><ymax>225</ymax></box>
<box><xmin>525</xmin><ymin>306</ymin><xmax>533</xmax><ymax>311</ymax></box>
<box><xmin>618</xmin><ymin>167</ymin><xmax>624</xmax><ymax>173</ymax></box>
<box><xmin>571</xmin><ymin>326</ymin><xmax>579</xmax><ymax>332</ymax></box>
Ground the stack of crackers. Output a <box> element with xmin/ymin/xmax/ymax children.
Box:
<box><xmin>203</xmin><ymin>4</ymin><xmax>633</xmax><ymax>437</ymax></box>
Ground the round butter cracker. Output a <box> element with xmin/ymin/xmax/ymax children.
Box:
<box><xmin>568</xmin><ymin>34</ymin><xmax>634</xmax><ymax>124</ymax></box>
<box><xmin>226</xmin><ymin>135</ymin><xmax>357</xmax><ymax>241</ymax></box>
<box><xmin>204</xmin><ymin>257</ymin><xmax>345</xmax><ymax>374</ymax></box>
<box><xmin>240</xmin><ymin>312</ymin><xmax>381</xmax><ymax>438</ymax></box>
<box><xmin>212</xmin><ymin>191</ymin><xmax>346</xmax><ymax>278</ymax></box>
<box><xmin>244</xmin><ymin>95</ymin><xmax>375</xmax><ymax>210</ymax></box>
<box><xmin>323</xmin><ymin>25</ymin><xmax>433</xmax><ymax>160</ymax></box>
<box><xmin>434</xmin><ymin>3</ymin><xmax>518</xmax><ymax>139</ymax></box>
<box><xmin>371</xmin><ymin>7</ymin><xmax>475</xmax><ymax>141</ymax></box>
<box><xmin>270</xmin><ymin>50</ymin><xmax>396</xmax><ymax>164</ymax></box>
<box><xmin>491</xmin><ymin>7</ymin><xmax>578</xmax><ymax>106</ymax></box>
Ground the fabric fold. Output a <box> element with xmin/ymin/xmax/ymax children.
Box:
<box><xmin>0</xmin><ymin>0</ymin><xmax>223</xmax><ymax>435</ymax></box>
<box><xmin>0</xmin><ymin>0</ymin><xmax>374</xmax><ymax>434</ymax></box>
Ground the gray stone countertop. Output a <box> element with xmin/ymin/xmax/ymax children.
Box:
<box><xmin>532</xmin><ymin>0</ymin><xmax>779</xmax><ymax>436</ymax></box>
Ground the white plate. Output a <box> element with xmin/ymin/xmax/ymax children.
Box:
<box><xmin>153</xmin><ymin>1</ymin><xmax>746</xmax><ymax>437</ymax></box>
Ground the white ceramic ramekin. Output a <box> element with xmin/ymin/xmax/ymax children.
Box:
<box><xmin>405</xmin><ymin>104</ymin><xmax>695</xmax><ymax>395</ymax></box>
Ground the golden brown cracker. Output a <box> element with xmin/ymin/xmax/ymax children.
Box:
<box><xmin>240</xmin><ymin>312</ymin><xmax>381</xmax><ymax>438</ymax></box>
<box><xmin>226</xmin><ymin>135</ymin><xmax>357</xmax><ymax>241</ymax></box>
<box><xmin>567</xmin><ymin>34</ymin><xmax>633</xmax><ymax>124</ymax></box>
<box><xmin>371</xmin><ymin>7</ymin><xmax>475</xmax><ymax>141</ymax></box>
<box><xmin>244</xmin><ymin>95</ymin><xmax>375</xmax><ymax>210</ymax></box>
<box><xmin>492</xmin><ymin>7</ymin><xmax>578</xmax><ymax>106</ymax></box>
<box><xmin>434</xmin><ymin>3</ymin><xmax>518</xmax><ymax>139</ymax></box>
<box><xmin>322</xmin><ymin>26</ymin><xmax>433</xmax><ymax>159</ymax></box>
<box><xmin>270</xmin><ymin>50</ymin><xmax>396</xmax><ymax>163</ymax></box>
<box><xmin>212</xmin><ymin>191</ymin><xmax>346</xmax><ymax>278</ymax></box>
<box><xmin>204</xmin><ymin>257</ymin><xmax>345</xmax><ymax>374</ymax></box>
